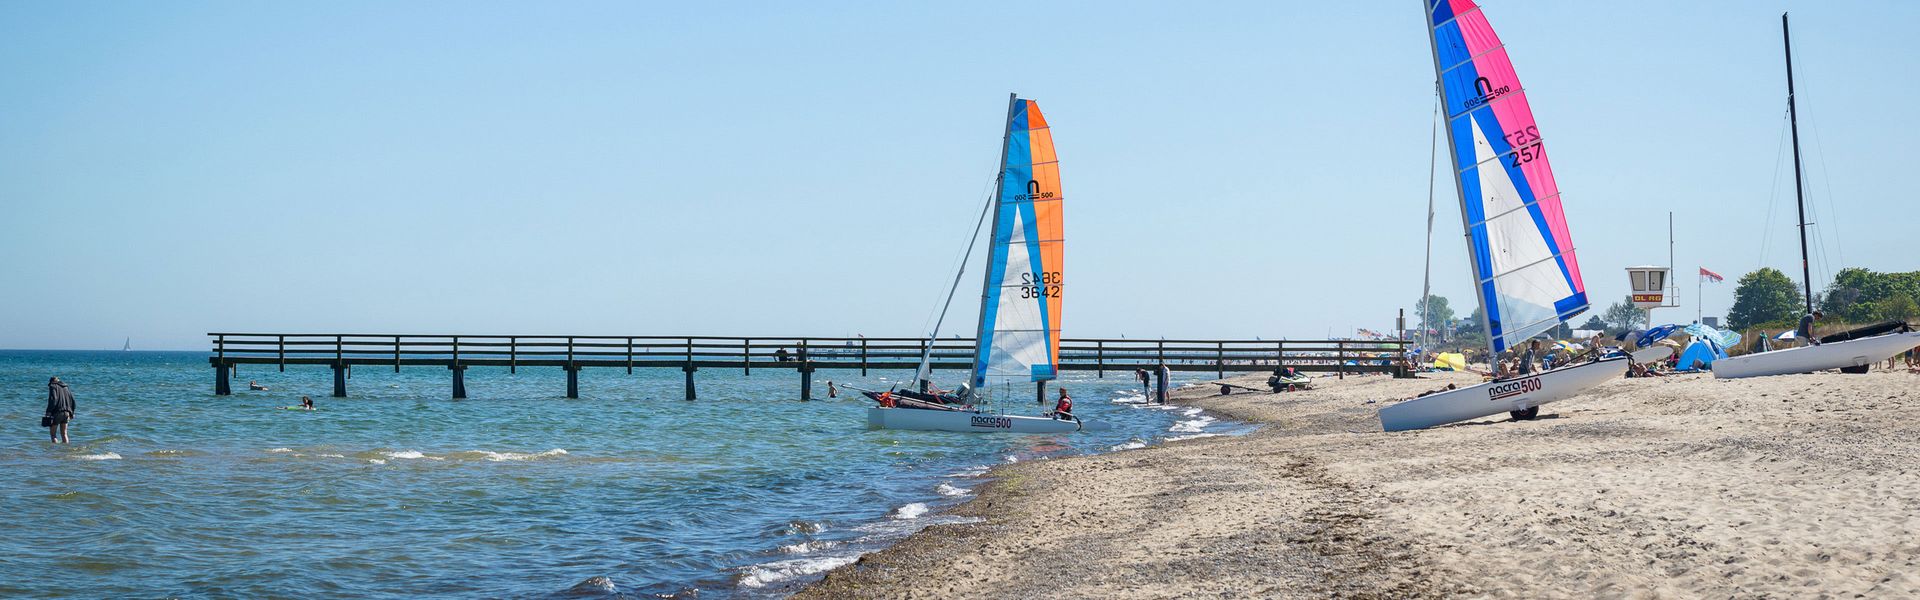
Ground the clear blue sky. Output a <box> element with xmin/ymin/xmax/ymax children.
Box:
<box><xmin>3</xmin><ymin>1</ymin><xmax>1914</xmax><ymax>350</ymax></box>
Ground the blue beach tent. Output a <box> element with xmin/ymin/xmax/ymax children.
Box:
<box><xmin>1674</xmin><ymin>340</ymin><xmax>1726</xmax><ymax>372</ymax></box>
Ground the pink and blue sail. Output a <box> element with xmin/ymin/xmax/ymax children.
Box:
<box><xmin>1427</xmin><ymin>0</ymin><xmax>1588</xmax><ymax>353</ymax></box>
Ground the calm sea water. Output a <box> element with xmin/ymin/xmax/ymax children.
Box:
<box><xmin>0</xmin><ymin>350</ymin><xmax>1244</xmax><ymax>598</ymax></box>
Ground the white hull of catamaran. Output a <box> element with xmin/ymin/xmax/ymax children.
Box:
<box><xmin>1378</xmin><ymin>356</ymin><xmax>1629</xmax><ymax>432</ymax></box>
<box><xmin>865</xmin><ymin>407</ymin><xmax>1108</xmax><ymax>433</ymax></box>
<box><xmin>1630</xmin><ymin>345</ymin><xmax>1674</xmax><ymax>363</ymax></box>
<box><xmin>1710</xmin><ymin>331</ymin><xmax>1920</xmax><ymax>379</ymax></box>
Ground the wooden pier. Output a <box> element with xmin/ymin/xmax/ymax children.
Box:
<box><xmin>208</xmin><ymin>333</ymin><xmax>1411</xmax><ymax>399</ymax></box>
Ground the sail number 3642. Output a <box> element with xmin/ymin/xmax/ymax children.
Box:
<box><xmin>1020</xmin><ymin>272</ymin><xmax>1062</xmax><ymax>299</ymax></box>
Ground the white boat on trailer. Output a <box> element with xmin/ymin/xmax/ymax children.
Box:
<box><xmin>1712</xmin><ymin>330</ymin><xmax>1920</xmax><ymax>379</ymax></box>
<box><xmin>1380</xmin><ymin>356</ymin><xmax>1628</xmax><ymax>432</ymax></box>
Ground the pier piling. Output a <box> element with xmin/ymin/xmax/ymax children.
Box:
<box><xmin>450</xmin><ymin>365</ymin><xmax>467</xmax><ymax>399</ymax></box>
<box><xmin>799</xmin><ymin>366</ymin><xmax>813</xmax><ymax>401</ymax></box>
<box><xmin>565</xmin><ymin>365</ymin><xmax>580</xmax><ymax>399</ymax></box>
<box><xmin>683</xmin><ymin>365</ymin><xmax>697</xmax><ymax>400</ymax></box>
<box><xmin>331</xmin><ymin>363</ymin><xmax>347</xmax><ymax>397</ymax></box>
<box><xmin>214</xmin><ymin>364</ymin><xmax>231</xmax><ymax>395</ymax></box>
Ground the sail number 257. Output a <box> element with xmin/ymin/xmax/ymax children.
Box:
<box><xmin>1504</xmin><ymin>126</ymin><xmax>1542</xmax><ymax>168</ymax></box>
<box><xmin>1020</xmin><ymin>272</ymin><xmax>1062</xmax><ymax>299</ymax></box>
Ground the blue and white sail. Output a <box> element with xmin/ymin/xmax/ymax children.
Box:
<box><xmin>972</xmin><ymin>97</ymin><xmax>1064</xmax><ymax>388</ymax></box>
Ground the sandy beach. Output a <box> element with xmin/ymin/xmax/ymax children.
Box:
<box><xmin>799</xmin><ymin>367</ymin><xmax>1920</xmax><ymax>598</ymax></box>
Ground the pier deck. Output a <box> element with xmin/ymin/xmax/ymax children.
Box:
<box><xmin>208</xmin><ymin>334</ymin><xmax>1411</xmax><ymax>399</ymax></box>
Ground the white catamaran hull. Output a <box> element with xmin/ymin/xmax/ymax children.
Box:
<box><xmin>1710</xmin><ymin>331</ymin><xmax>1920</xmax><ymax>379</ymax></box>
<box><xmin>866</xmin><ymin>407</ymin><xmax>1108</xmax><ymax>433</ymax></box>
<box><xmin>1378</xmin><ymin>356</ymin><xmax>1628</xmax><ymax>432</ymax></box>
<box><xmin>1629</xmin><ymin>345</ymin><xmax>1674</xmax><ymax>364</ymax></box>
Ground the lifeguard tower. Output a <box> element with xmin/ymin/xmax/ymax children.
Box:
<box><xmin>1626</xmin><ymin>266</ymin><xmax>1670</xmax><ymax>327</ymax></box>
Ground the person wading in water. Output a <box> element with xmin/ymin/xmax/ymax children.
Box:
<box><xmin>43</xmin><ymin>377</ymin><xmax>75</xmax><ymax>444</ymax></box>
<box><xmin>1049</xmin><ymin>388</ymin><xmax>1075</xmax><ymax>422</ymax></box>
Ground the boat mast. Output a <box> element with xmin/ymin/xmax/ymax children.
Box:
<box><xmin>1421</xmin><ymin>1</ymin><xmax>1498</xmax><ymax>364</ymax></box>
<box><xmin>968</xmin><ymin>93</ymin><xmax>1020</xmax><ymax>391</ymax></box>
<box><xmin>1782</xmin><ymin>12</ymin><xmax>1814</xmax><ymax>314</ymax></box>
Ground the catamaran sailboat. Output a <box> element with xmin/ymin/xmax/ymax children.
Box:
<box><xmin>1379</xmin><ymin>0</ymin><xmax>1628</xmax><ymax>432</ymax></box>
<box><xmin>1710</xmin><ymin>14</ymin><xmax>1920</xmax><ymax>379</ymax></box>
<box><xmin>866</xmin><ymin>94</ymin><xmax>1108</xmax><ymax>434</ymax></box>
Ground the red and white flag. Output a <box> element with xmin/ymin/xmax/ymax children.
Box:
<box><xmin>1699</xmin><ymin>267</ymin><xmax>1724</xmax><ymax>283</ymax></box>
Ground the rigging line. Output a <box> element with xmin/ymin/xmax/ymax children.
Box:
<box><xmin>1800</xmin><ymin>93</ymin><xmax>1846</xmax><ymax>270</ymax></box>
<box><xmin>1758</xmin><ymin>108</ymin><xmax>1791</xmax><ymax>270</ymax></box>
<box><xmin>1421</xmin><ymin>81</ymin><xmax>1440</xmax><ymax>348</ymax></box>
<box><xmin>918</xmin><ymin>168</ymin><xmax>1002</xmax><ymax>336</ymax></box>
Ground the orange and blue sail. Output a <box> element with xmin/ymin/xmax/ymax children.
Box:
<box><xmin>1428</xmin><ymin>0</ymin><xmax>1587</xmax><ymax>353</ymax></box>
<box><xmin>973</xmin><ymin>97</ymin><xmax>1064</xmax><ymax>387</ymax></box>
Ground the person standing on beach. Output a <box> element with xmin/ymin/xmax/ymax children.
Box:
<box><xmin>44</xmin><ymin>377</ymin><xmax>75</xmax><ymax>444</ymax></box>
<box><xmin>1155</xmin><ymin>362</ymin><xmax>1171</xmax><ymax>404</ymax></box>
<box><xmin>1797</xmin><ymin>311</ymin><xmax>1822</xmax><ymax>347</ymax></box>
<box><xmin>1133</xmin><ymin>368</ymin><xmax>1149</xmax><ymax>399</ymax></box>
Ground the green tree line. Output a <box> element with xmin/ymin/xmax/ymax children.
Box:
<box><xmin>1727</xmin><ymin>267</ymin><xmax>1919</xmax><ymax>330</ymax></box>
<box><xmin>1410</xmin><ymin>267</ymin><xmax>1917</xmax><ymax>347</ymax></box>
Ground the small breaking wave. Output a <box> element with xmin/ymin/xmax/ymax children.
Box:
<box><xmin>1168</xmin><ymin>432</ymin><xmax>1223</xmax><ymax>442</ymax></box>
<box><xmin>736</xmin><ymin>555</ymin><xmax>859</xmax><ymax>589</ymax></box>
<box><xmin>265</xmin><ymin>448</ymin><xmax>294</xmax><ymax>453</ymax></box>
<box><xmin>935</xmin><ymin>483</ymin><xmax>970</xmax><ymax>497</ymax></box>
<box><xmin>946</xmin><ymin>465</ymin><xmax>989</xmax><ymax>478</ymax></box>
<box><xmin>890</xmin><ymin>502</ymin><xmax>928</xmax><ymax>519</ymax></box>
<box><xmin>76</xmin><ymin>452</ymin><xmax>121</xmax><ymax>461</ymax></box>
<box><xmin>1110</xmin><ymin>389</ymin><xmax>1150</xmax><ymax>404</ymax></box>
<box><xmin>468</xmin><ymin>448</ymin><xmax>568</xmax><ymax>462</ymax></box>
<box><xmin>1109</xmin><ymin>440</ymin><xmax>1148</xmax><ymax>451</ymax></box>
<box><xmin>777</xmin><ymin>540</ymin><xmax>840</xmax><ymax>555</ymax></box>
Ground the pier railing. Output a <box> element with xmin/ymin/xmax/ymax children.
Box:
<box><xmin>208</xmin><ymin>333</ymin><xmax>1411</xmax><ymax>399</ymax></box>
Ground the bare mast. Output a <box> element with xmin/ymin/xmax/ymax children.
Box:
<box><xmin>1782</xmin><ymin>13</ymin><xmax>1814</xmax><ymax>314</ymax></box>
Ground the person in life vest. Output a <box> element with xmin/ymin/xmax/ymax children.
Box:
<box><xmin>1050</xmin><ymin>389</ymin><xmax>1075</xmax><ymax>421</ymax></box>
<box><xmin>876</xmin><ymin>391</ymin><xmax>896</xmax><ymax>408</ymax></box>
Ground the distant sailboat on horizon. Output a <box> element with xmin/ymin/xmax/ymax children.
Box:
<box><xmin>122</xmin><ymin>338</ymin><xmax>131</xmax><ymax>352</ymax></box>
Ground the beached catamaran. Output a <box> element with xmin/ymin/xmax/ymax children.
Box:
<box><xmin>1379</xmin><ymin>0</ymin><xmax>1628</xmax><ymax>432</ymax></box>
<box><xmin>866</xmin><ymin>94</ymin><xmax>1107</xmax><ymax>434</ymax></box>
<box><xmin>1710</xmin><ymin>14</ymin><xmax>1920</xmax><ymax>379</ymax></box>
